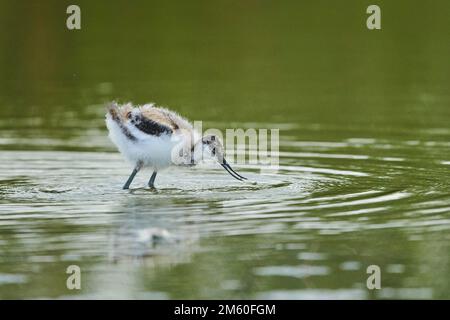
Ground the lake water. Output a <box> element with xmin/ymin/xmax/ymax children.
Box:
<box><xmin>0</xmin><ymin>0</ymin><xmax>449</xmax><ymax>299</ymax></box>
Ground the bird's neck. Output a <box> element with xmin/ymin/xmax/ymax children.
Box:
<box><xmin>189</xmin><ymin>139</ymin><xmax>204</xmax><ymax>165</ymax></box>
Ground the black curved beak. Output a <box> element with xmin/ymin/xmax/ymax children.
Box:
<box><xmin>220</xmin><ymin>159</ymin><xmax>247</xmax><ymax>181</ymax></box>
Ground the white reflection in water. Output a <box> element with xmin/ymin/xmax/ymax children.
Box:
<box><xmin>254</xmin><ymin>265</ymin><xmax>330</xmax><ymax>278</ymax></box>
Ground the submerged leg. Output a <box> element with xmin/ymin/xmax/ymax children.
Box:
<box><xmin>123</xmin><ymin>165</ymin><xmax>141</xmax><ymax>190</ymax></box>
<box><xmin>148</xmin><ymin>171</ymin><xmax>157</xmax><ymax>188</ymax></box>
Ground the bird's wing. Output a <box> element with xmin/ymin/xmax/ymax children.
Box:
<box><xmin>129</xmin><ymin>112</ymin><xmax>173</xmax><ymax>136</ymax></box>
<box><xmin>158</xmin><ymin>108</ymin><xmax>193</xmax><ymax>132</ymax></box>
<box><xmin>139</xmin><ymin>105</ymin><xmax>193</xmax><ymax>132</ymax></box>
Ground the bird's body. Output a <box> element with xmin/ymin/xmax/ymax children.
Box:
<box><xmin>105</xmin><ymin>102</ymin><xmax>246</xmax><ymax>189</ymax></box>
<box><xmin>106</xmin><ymin>102</ymin><xmax>198</xmax><ymax>171</ymax></box>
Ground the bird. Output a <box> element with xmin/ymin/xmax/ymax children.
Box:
<box><xmin>105</xmin><ymin>101</ymin><xmax>247</xmax><ymax>189</ymax></box>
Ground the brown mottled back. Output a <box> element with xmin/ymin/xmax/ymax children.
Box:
<box><xmin>139</xmin><ymin>104</ymin><xmax>193</xmax><ymax>132</ymax></box>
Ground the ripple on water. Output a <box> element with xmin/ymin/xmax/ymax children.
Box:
<box><xmin>0</xmin><ymin>129</ymin><xmax>449</xmax><ymax>298</ymax></box>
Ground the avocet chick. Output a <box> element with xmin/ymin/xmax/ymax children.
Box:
<box><xmin>105</xmin><ymin>102</ymin><xmax>246</xmax><ymax>189</ymax></box>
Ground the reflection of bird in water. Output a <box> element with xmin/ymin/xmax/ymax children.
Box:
<box><xmin>109</xmin><ymin>225</ymin><xmax>198</xmax><ymax>265</ymax></box>
<box><xmin>105</xmin><ymin>102</ymin><xmax>247</xmax><ymax>189</ymax></box>
<box><xmin>136</xmin><ymin>227</ymin><xmax>176</xmax><ymax>245</ymax></box>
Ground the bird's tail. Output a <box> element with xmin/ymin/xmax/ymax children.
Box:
<box><xmin>105</xmin><ymin>102</ymin><xmax>137</xmax><ymax>141</ymax></box>
<box><xmin>107</xmin><ymin>102</ymin><xmax>121</xmax><ymax>122</ymax></box>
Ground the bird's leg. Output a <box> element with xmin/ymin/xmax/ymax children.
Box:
<box><xmin>148</xmin><ymin>171</ymin><xmax>157</xmax><ymax>188</ymax></box>
<box><xmin>123</xmin><ymin>163</ymin><xmax>142</xmax><ymax>190</ymax></box>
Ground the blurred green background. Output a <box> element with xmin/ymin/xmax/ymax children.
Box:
<box><xmin>0</xmin><ymin>0</ymin><xmax>448</xmax><ymax>126</ymax></box>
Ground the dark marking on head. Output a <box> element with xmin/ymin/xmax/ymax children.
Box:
<box><xmin>202</xmin><ymin>135</ymin><xmax>218</xmax><ymax>146</ymax></box>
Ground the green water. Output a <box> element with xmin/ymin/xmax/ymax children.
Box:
<box><xmin>0</xmin><ymin>0</ymin><xmax>449</xmax><ymax>299</ymax></box>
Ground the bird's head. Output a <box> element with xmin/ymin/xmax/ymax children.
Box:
<box><xmin>200</xmin><ymin>134</ymin><xmax>247</xmax><ymax>181</ymax></box>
